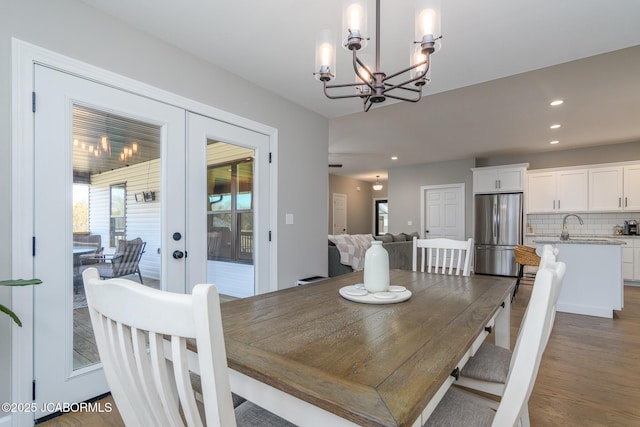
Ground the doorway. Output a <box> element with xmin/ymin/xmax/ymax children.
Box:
<box><xmin>21</xmin><ymin>60</ymin><xmax>274</xmax><ymax>421</ymax></box>
<box><xmin>332</xmin><ymin>193</ymin><xmax>347</xmax><ymax>235</ymax></box>
<box><xmin>374</xmin><ymin>199</ymin><xmax>388</xmax><ymax>236</ymax></box>
<box><xmin>420</xmin><ymin>184</ymin><xmax>465</xmax><ymax>239</ymax></box>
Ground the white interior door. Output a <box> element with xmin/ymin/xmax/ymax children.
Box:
<box><xmin>187</xmin><ymin>113</ymin><xmax>271</xmax><ymax>297</ymax></box>
<box><xmin>33</xmin><ymin>65</ymin><xmax>187</xmax><ymax>418</ymax></box>
<box><xmin>422</xmin><ymin>184</ymin><xmax>465</xmax><ymax>239</ymax></box>
<box><xmin>333</xmin><ymin>193</ymin><xmax>347</xmax><ymax>234</ymax></box>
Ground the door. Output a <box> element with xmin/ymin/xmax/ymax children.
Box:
<box><xmin>33</xmin><ymin>65</ymin><xmax>187</xmax><ymax>418</ymax></box>
<box><xmin>374</xmin><ymin>199</ymin><xmax>388</xmax><ymax>236</ymax></box>
<box><xmin>474</xmin><ymin>194</ymin><xmax>498</xmax><ymax>245</ymax></box>
<box><xmin>624</xmin><ymin>165</ymin><xmax>640</xmax><ymax>210</ymax></box>
<box><xmin>527</xmin><ymin>171</ymin><xmax>557</xmax><ymax>213</ymax></box>
<box><xmin>588</xmin><ymin>167</ymin><xmax>623</xmax><ymax>211</ymax></box>
<box><xmin>556</xmin><ymin>169</ymin><xmax>588</xmax><ymax>212</ymax></box>
<box><xmin>333</xmin><ymin>193</ymin><xmax>347</xmax><ymax>234</ymax></box>
<box><xmin>187</xmin><ymin>113</ymin><xmax>271</xmax><ymax>298</ymax></box>
<box><xmin>496</xmin><ymin>193</ymin><xmax>522</xmax><ymax>246</ymax></box>
<box><xmin>423</xmin><ymin>185</ymin><xmax>465</xmax><ymax>239</ymax></box>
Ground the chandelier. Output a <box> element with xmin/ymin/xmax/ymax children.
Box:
<box><xmin>373</xmin><ymin>176</ymin><xmax>383</xmax><ymax>191</ymax></box>
<box><xmin>315</xmin><ymin>0</ymin><xmax>441</xmax><ymax>112</ymax></box>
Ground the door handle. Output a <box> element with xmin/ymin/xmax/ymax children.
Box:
<box><xmin>172</xmin><ymin>250</ymin><xmax>185</xmax><ymax>260</ymax></box>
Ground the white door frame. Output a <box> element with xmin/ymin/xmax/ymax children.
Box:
<box><xmin>419</xmin><ymin>183</ymin><xmax>466</xmax><ymax>239</ymax></box>
<box><xmin>10</xmin><ymin>38</ymin><xmax>278</xmax><ymax>427</ymax></box>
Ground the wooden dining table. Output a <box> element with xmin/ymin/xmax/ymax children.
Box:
<box><xmin>210</xmin><ymin>269</ymin><xmax>514</xmax><ymax>427</ymax></box>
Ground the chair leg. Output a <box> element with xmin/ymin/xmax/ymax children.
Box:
<box><xmin>512</xmin><ymin>264</ymin><xmax>524</xmax><ymax>302</ymax></box>
<box><xmin>519</xmin><ymin>403</ymin><xmax>531</xmax><ymax>427</ymax></box>
<box><xmin>137</xmin><ymin>268</ymin><xmax>144</xmax><ymax>284</ymax></box>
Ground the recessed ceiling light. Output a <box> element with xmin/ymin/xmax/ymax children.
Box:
<box><xmin>550</xmin><ymin>140</ymin><xmax>560</xmax><ymax>145</ymax></box>
<box><xmin>550</xmin><ymin>100</ymin><xmax>564</xmax><ymax>106</ymax></box>
<box><xmin>550</xmin><ymin>124</ymin><xmax>561</xmax><ymax>129</ymax></box>
<box><xmin>391</xmin><ymin>156</ymin><xmax>398</xmax><ymax>160</ymax></box>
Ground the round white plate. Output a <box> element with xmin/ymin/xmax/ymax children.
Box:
<box><xmin>344</xmin><ymin>287</ymin><xmax>368</xmax><ymax>296</ymax></box>
<box><xmin>388</xmin><ymin>285</ymin><xmax>406</xmax><ymax>293</ymax></box>
<box><xmin>373</xmin><ymin>292</ymin><xmax>397</xmax><ymax>300</ymax></box>
<box><xmin>339</xmin><ymin>286</ymin><xmax>412</xmax><ymax>305</ymax></box>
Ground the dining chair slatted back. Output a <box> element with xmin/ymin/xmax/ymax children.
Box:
<box><xmin>456</xmin><ymin>245</ymin><xmax>564</xmax><ymax>399</ymax></box>
<box><xmin>412</xmin><ymin>237</ymin><xmax>473</xmax><ymax>276</ymax></box>
<box><xmin>424</xmin><ymin>260</ymin><xmax>566</xmax><ymax>427</ymax></box>
<box><xmin>82</xmin><ymin>267</ymin><xmax>236</xmax><ymax>427</ymax></box>
<box><xmin>492</xmin><ymin>261</ymin><xmax>565</xmax><ymax>426</ymax></box>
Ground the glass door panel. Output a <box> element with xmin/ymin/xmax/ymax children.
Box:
<box><xmin>71</xmin><ymin>105</ymin><xmax>161</xmax><ymax>371</ymax></box>
<box><xmin>206</xmin><ymin>142</ymin><xmax>255</xmax><ymax>297</ymax></box>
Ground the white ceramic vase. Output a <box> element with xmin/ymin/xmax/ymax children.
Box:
<box><xmin>363</xmin><ymin>241</ymin><xmax>390</xmax><ymax>293</ymax></box>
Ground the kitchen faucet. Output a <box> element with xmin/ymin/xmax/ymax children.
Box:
<box><xmin>560</xmin><ymin>213</ymin><xmax>584</xmax><ymax>241</ymax></box>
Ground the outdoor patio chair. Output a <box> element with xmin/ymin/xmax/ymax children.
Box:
<box><xmin>84</xmin><ymin>237</ymin><xmax>146</xmax><ymax>283</ymax></box>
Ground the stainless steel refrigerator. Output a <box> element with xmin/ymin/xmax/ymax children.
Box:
<box><xmin>474</xmin><ymin>193</ymin><xmax>523</xmax><ymax>276</ymax></box>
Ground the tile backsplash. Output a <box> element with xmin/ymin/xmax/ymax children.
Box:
<box><xmin>526</xmin><ymin>212</ymin><xmax>640</xmax><ymax>236</ymax></box>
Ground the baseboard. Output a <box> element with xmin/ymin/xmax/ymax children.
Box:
<box><xmin>556</xmin><ymin>302</ymin><xmax>613</xmax><ymax>319</ymax></box>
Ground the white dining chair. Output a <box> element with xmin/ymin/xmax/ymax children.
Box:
<box><xmin>82</xmin><ymin>267</ymin><xmax>294</xmax><ymax>427</ymax></box>
<box><xmin>456</xmin><ymin>246</ymin><xmax>563</xmax><ymax>395</ymax></box>
<box><xmin>423</xmin><ymin>261</ymin><xmax>565</xmax><ymax>427</ymax></box>
<box><xmin>412</xmin><ymin>237</ymin><xmax>473</xmax><ymax>276</ymax></box>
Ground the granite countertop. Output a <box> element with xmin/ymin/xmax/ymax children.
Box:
<box><xmin>532</xmin><ymin>237</ymin><xmax>626</xmax><ymax>245</ymax></box>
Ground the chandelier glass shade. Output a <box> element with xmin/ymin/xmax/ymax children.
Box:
<box><xmin>315</xmin><ymin>0</ymin><xmax>442</xmax><ymax>112</ymax></box>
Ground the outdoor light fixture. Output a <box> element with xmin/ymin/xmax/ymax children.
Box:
<box><xmin>373</xmin><ymin>176</ymin><xmax>383</xmax><ymax>191</ymax></box>
<box><xmin>315</xmin><ymin>0</ymin><xmax>442</xmax><ymax>112</ymax></box>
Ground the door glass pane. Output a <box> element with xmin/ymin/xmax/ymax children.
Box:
<box><xmin>72</xmin><ymin>105</ymin><xmax>161</xmax><ymax>370</ymax></box>
<box><xmin>206</xmin><ymin>141</ymin><xmax>255</xmax><ymax>298</ymax></box>
<box><xmin>110</xmin><ymin>183</ymin><xmax>126</xmax><ymax>246</ymax></box>
<box><xmin>375</xmin><ymin>200</ymin><xmax>388</xmax><ymax>235</ymax></box>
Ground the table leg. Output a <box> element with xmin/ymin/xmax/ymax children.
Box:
<box><xmin>494</xmin><ymin>294</ymin><xmax>511</xmax><ymax>349</ymax></box>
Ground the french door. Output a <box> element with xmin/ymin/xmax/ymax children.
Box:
<box><xmin>186</xmin><ymin>113</ymin><xmax>270</xmax><ymax>297</ymax></box>
<box><xmin>32</xmin><ymin>65</ymin><xmax>271</xmax><ymax>420</ymax></box>
<box><xmin>33</xmin><ymin>65</ymin><xmax>189</xmax><ymax>419</ymax></box>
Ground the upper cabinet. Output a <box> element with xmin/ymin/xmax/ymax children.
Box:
<box><xmin>472</xmin><ymin>164</ymin><xmax>528</xmax><ymax>194</ymax></box>
<box><xmin>525</xmin><ymin>161</ymin><xmax>640</xmax><ymax>214</ymax></box>
<box><xmin>527</xmin><ymin>169</ymin><xmax>588</xmax><ymax>213</ymax></box>
<box><xmin>589</xmin><ymin>165</ymin><xmax>640</xmax><ymax>211</ymax></box>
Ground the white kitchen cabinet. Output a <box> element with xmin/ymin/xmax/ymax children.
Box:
<box><xmin>472</xmin><ymin>164</ymin><xmax>528</xmax><ymax>194</ymax></box>
<box><xmin>633</xmin><ymin>239</ymin><xmax>640</xmax><ymax>282</ymax></box>
<box><xmin>589</xmin><ymin>165</ymin><xmax>640</xmax><ymax>211</ymax></box>
<box><xmin>624</xmin><ymin>165</ymin><xmax>640</xmax><ymax>210</ymax></box>
<box><xmin>589</xmin><ymin>167</ymin><xmax>624</xmax><ymax>211</ymax></box>
<box><xmin>526</xmin><ymin>169</ymin><xmax>588</xmax><ymax>213</ymax></box>
<box><xmin>617</xmin><ymin>237</ymin><xmax>640</xmax><ymax>282</ymax></box>
<box><xmin>621</xmin><ymin>238</ymin><xmax>634</xmax><ymax>280</ymax></box>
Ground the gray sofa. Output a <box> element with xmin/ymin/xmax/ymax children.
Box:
<box><xmin>328</xmin><ymin>232</ymin><xmax>419</xmax><ymax>277</ymax></box>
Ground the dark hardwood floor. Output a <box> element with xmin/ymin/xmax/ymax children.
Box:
<box><xmin>41</xmin><ymin>284</ymin><xmax>640</xmax><ymax>426</ymax></box>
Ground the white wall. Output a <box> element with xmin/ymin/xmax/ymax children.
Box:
<box><xmin>388</xmin><ymin>158</ymin><xmax>476</xmax><ymax>238</ymax></box>
<box><xmin>1</xmin><ymin>0</ymin><xmax>328</xmax><ymax>406</ymax></box>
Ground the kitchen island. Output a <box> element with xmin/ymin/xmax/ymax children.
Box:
<box><xmin>534</xmin><ymin>238</ymin><xmax>625</xmax><ymax>318</ymax></box>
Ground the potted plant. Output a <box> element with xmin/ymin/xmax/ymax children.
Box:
<box><xmin>0</xmin><ymin>279</ymin><xmax>42</xmax><ymax>327</ymax></box>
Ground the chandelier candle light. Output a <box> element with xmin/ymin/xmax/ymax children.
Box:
<box><xmin>315</xmin><ymin>0</ymin><xmax>442</xmax><ymax>112</ymax></box>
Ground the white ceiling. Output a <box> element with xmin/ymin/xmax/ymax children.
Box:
<box><xmin>79</xmin><ymin>0</ymin><xmax>640</xmax><ymax>181</ymax></box>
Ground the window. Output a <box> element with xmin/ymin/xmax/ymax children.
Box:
<box><xmin>207</xmin><ymin>159</ymin><xmax>253</xmax><ymax>263</ymax></box>
<box><xmin>110</xmin><ymin>183</ymin><xmax>126</xmax><ymax>247</ymax></box>
<box><xmin>72</xmin><ymin>184</ymin><xmax>90</xmax><ymax>233</ymax></box>
<box><xmin>375</xmin><ymin>199</ymin><xmax>388</xmax><ymax>236</ymax></box>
